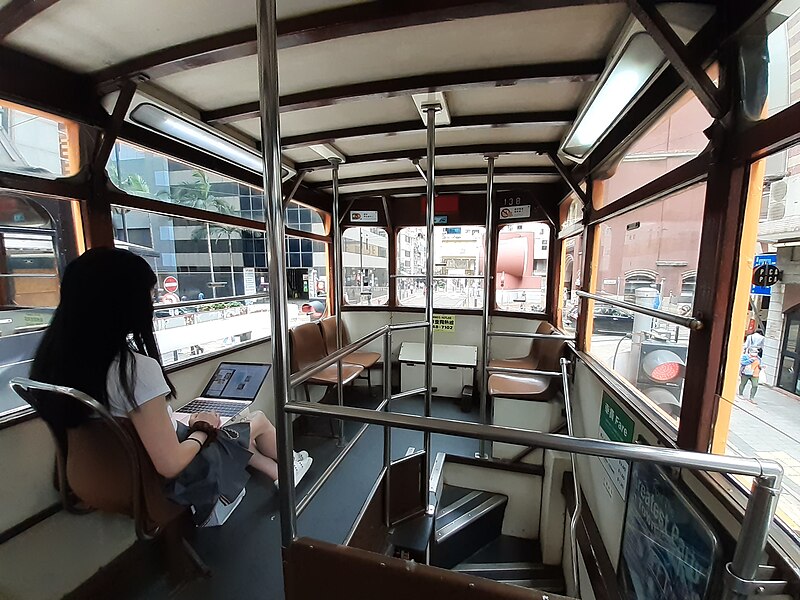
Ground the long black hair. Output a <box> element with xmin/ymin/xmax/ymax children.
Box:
<box><xmin>31</xmin><ymin>248</ymin><xmax>175</xmax><ymax>426</ymax></box>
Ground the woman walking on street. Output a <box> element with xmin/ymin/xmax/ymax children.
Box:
<box><xmin>739</xmin><ymin>347</ymin><xmax>762</xmax><ymax>403</ymax></box>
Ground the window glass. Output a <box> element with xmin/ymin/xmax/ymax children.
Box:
<box><xmin>589</xmin><ymin>183</ymin><xmax>706</xmax><ymax>428</ymax></box>
<box><xmin>285</xmin><ymin>234</ymin><xmax>328</xmax><ymax>302</ymax></box>
<box><xmin>108</xmin><ymin>142</ymin><xmax>265</xmax><ymax>221</ymax></box>
<box><xmin>342</xmin><ymin>227</ymin><xmax>388</xmax><ymax>305</ymax></box>
<box><xmin>397</xmin><ymin>226</ymin><xmax>486</xmax><ymax>309</ymax></box>
<box><xmin>285</xmin><ymin>200</ymin><xmax>326</xmax><ymax>236</ymax></box>
<box><xmin>600</xmin><ymin>86</ymin><xmax>713</xmax><ymax>208</ymax></box>
<box><xmin>112</xmin><ymin>207</ymin><xmax>313</xmax><ymax>366</ymax></box>
<box><xmin>718</xmin><ymin>145</ymin><xmax>800</xmax><ymax>535</ymax></box>
<box><xmin>0</xmin><ymin>101</ymin><xmax>79</xmax><ymax>178</ymax></box>
<box><xmin>495</xmin><ymin>222</ymin><xmax>550</xmax><ymax>313</ymax></box>
<box><xmin>561</xmin><ymin>232</ymin><xmax>584</xmax><ymax>334</ymax></box>
<box><xmin>0</xmin><ymin>193</ymin><xmax>82</xmax><ymax>417</ymax></box>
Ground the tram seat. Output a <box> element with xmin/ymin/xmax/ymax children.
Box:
<box><xmin>284</xmin><ymin>537</ymin><xmax>567</xmax><ymax>600</ymax></box>
<box><xmin>290</xmin><ymin>322</ymin><xmax>364</xmax><ymax>402</ymax></box>
<box><xmin>319</xmin><ymin>316</ymin><xmax>381</xmax><ymax>390</ymax></box>
<box><xmin>488</xmin><ymin>321</ymin><xmax>562</xmax><ymax>371</ymax></box>
<box><xmin>10</xmin><ymin>378</ymin><xmax>184</xmax><ymax>539</ymax></box>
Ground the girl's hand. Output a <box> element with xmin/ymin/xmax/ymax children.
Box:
<box><xmin>189</xmin><ymin>411</ymin><xmax>221</xmax><ymax>429</ymax></box>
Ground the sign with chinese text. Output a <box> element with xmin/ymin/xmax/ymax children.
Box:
<box><xmin>499</xmin><ymin>205</ymin><xmax>531</xmax><ymax>220</ymax></box>
<box><xmin>350</xmin><ymin>210</ymin><xmax>378</xmax><ymax>223</ymax></box>
<box><xmin>751</xmin><ymin>253</ymin><xmax>779</xmax><ymax>296</ymax></box>
<box><xmin>598</xmin><ymin>392</ymin><xmax>634</xmax><ymax>499</ymax></box>
<box><xmin>433</xmin><ymin>314</ymin><xmax>455</xmax><ymax>332</ymax></box>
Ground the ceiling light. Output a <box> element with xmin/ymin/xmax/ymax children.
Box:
<box><xmin>412</xmin><ymin>92</ymin><xmax>451</xmax><ymax>126</ymax></box>
<box><xmin>309</xmin><ymin>143</ymin><xmax>346</xmax><ymax>163</ymax></box>
<box><xmin>129</xmin><ymin>103</ymin><xmax>294</xmax><ymax>181</ymax></box>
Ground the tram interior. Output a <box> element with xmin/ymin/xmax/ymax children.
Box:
<box><xmin>2</xmin><ymin>1</ymin><xmax>800</xmax><ymax>599</ymax></box>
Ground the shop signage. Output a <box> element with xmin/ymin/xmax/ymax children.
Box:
<box><xmin>751</xmin><ymin>254</ymin><xmax>779</xmax><ymax>296</ymax></box>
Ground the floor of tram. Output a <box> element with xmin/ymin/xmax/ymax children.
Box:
<box><xmin>122</xmin><ymin>385</ymin><xmax>480</xmax><ymax>600</ymax></box>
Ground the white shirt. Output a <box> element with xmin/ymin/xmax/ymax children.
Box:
<box><xmin>745</xmin><ymin>332</ymin><xmax>765</xmax><ymax>350</ymax></box>
<box><xmin>106</xmin><ymin>352</ymin><xmax>173</xmax><ymax>426</ymax></box>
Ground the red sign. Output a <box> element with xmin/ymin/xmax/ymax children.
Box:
<box><xmin>163</xmin><ymin>276</ymin><xmax>179</xmax><ymax>293</ymax></box>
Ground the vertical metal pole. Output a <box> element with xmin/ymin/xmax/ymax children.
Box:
<box><xmin>479</xmin><ymin>155</ymin><xmax>496</xmax><ymax>459</ymax></box>
<box><xmin>383</xmin><ymin>329</ymin><xmax>392</xmax><ymax>526</ymax></box>
<box><xmin>256</xmin><ymin>0</ymin><xmax>296</xmax><ymax>546</ymax></box>
<box><xmin>331</xmin><ymin>158</ymin><xmax>345</xmax><ymax>445</ymax></box>
<box><xmin>423</xmin><ymin>105</ymin><xmax>438</xmax><ymax>499</ymax></box>
<box><xmin>561</xmin><ymin>358</ymin><xmax>581</xmax><ymax>599</ymax></box>
<box><xmin>722</xmin><ymin>474</ymin><xmax>782</xmax><ymax>600</ymax></box>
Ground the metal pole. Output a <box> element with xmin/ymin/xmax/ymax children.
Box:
<box><xmin>331</xmin><ymin>158</ymin><xmax>345</xmax><ymax>446</ymax></box>
<box><xmin>722</xmin><ymin>474</ymin><xmax>782</xmax><ymax>600</ymax></box>
<box><xmin>561</xmin><ymin>358</ymin><xmax>581</xmax><ymax>599</ymax></box>
<box><xmin>256</xmin><ymin>0</ymin><xmax>296</xmax><ymax>546</ymax></box>
<box><xmin>479</xmin><ymin>155</ymin><xmax>496</xmax><ymax>459</ymax></box>
<box><xmin>423</xmin><ymin>104</ymin><xmax>439</xmax><ymax>500</ymax></box>
<box><xmin>383</xmin><ymin>329</ymin><xmax>392</xmax><ymax>526</ymax></box>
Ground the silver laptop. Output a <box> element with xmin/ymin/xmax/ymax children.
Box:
<box><xmin>175</xmin><ymin>362</ymin><xmax>271</xmax><ymax>425</ymax></box>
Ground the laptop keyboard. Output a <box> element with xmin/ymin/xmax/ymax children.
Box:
<box><xmin>179</xmin><ymin>399</ymin><xmax>245</xmax><ymax>417</ymax></box>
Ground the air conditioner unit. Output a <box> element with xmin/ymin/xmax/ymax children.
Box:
<box><xmin>767</xmin><ymin>174</ymin><xmax>800</xmax><ymax>220</ymax></box>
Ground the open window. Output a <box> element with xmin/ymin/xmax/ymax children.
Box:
<box><xmin>494</xmin><ymin>221</ymin><xmax>550</xmax><ymax>314</ymax></box>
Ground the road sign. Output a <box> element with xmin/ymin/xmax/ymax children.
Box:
<box><xmin>751</xmin><ymin>254</ymin><xmax>778</xmax><ymax>296</ymax></box>
<box><xmin>163</xmin><ymin>276</ymin><xmax>179</xmax><ymax>294</ymax></box>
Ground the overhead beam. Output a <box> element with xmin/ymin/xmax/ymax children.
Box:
<box><xmin>281</xmin><ymin>111</ymin><xmax>575</xmax><ymax>149</ymax></box>
<box><xmin>626</xmin><ymin>0</ymin><xmax>722</xmax><ymax>118</ymax></box>
<box><xmin>0</xmin><ymin>0</ymin><xmax>62</xmax><ymax>41</ymax></box>
<box><xmin>343</xmin><ymin>182</ymin><xmax>560</xmax><ymax>199</ymax></box>
<box><xmin>93</xmin><ymin>1</ymin><xmax>621</xmax><ymax>89</ymax></box>
<box><xmin>311</xmin><ymin>167</ymin><xmax>559</xmax><ymax>189</ymax></box>
<box><xmin>296</xmin><ymin>143</ymin><xmax>558</xmax><ymax>172</ymax></box>
<box><xmin>203</xmin><ymin>62</ymin><xmax>603</xmax><ymax>124</ymax></box>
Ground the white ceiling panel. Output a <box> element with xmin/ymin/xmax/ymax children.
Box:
<box><xmin>435</xmin><ymin>154</ymin><xmax>553</xmax><ymax>169</ymax></box>
<box><xmin>282</xmin><ymin>147</ymin><xmax>325</xmax><ymax>164</ymax></box>
<box><xmin>5</xmin><ymin>0</ymin><xmax>370</xmax><ymax>72</ymax></box>
<box><xmin>333</xmin><ymin>125</ymin><xmax>565</xmax><ymax>156</ymax></box>
<box><xmin>157</xmin><ymin>55</ymin><xmax>259</xmax><ymax>112</ymax></box>
<box><xmin>445</xmin><ymin>83</ymin><xmax>590</xmax><ymax>115</ymax></box>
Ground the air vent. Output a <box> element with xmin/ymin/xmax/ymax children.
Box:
<box><xmin>768</xmin><ymin>179</ymin><xmax>788</xmax><ymax>221</ymax></box>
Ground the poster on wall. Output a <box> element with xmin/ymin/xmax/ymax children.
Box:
<box><xmin>618</xmin><ymin>461</ymin><xmax>719</xmax><ymax>600</ymax></box>
<box><xmin>432</xmin><ymin>314</ymin><xmax>455</xmax><ymax>332</ymax></box>
<box><xmin>598</xmin><ymin>392</ymin><xmax>634</xmax><ymax>499</ymax></box>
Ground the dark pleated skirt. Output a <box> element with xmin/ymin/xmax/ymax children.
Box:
<box><xmin>166</xmin><ymin>421</ymin><xmax>252</xmax><ymax>526</ymax></box>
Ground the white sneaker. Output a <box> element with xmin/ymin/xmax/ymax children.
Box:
<box><xmin>275</xmin><ymin>455</ymin><xmax>313</xmax><ymax>488</ymax></box>
<box><xmin>293</xmin><ymin>450</ymin><xmax>309</xmax><ymax>462</ymax></box>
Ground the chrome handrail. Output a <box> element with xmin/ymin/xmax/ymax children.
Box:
<box><xmin>390</xmin><ymin>321</ymin><xmax>428</xmax><ymax>332</ymax></box>
<box><xmin>289</xmin><ymin>325</ymin><xmax>389</xmax><ymax>388</ymax></box>
<box><xmin>561</xmin><ymin>358</ymin><xmax>581</xmax><ymax>598</ymax></box>
<box><xmin>488</xmin><ymin>331</ymin><xmax>575</xmax><ymax>340</ymax></box>
<box><xmin>486</xmin><ymin>367</ymin><xmax>562</xmax><ymax>377</ymax></box>
<box><xmin>576</xmin><ymin>290</ymin><xmax>703</xmax><ymax>331</ymax></box>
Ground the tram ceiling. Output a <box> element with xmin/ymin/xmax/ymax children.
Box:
<box><xmin>341</xmin><ymin>182</ymin><xmax>561</xmax><ymax>200</ymax></box>
<box><xmin>0</xmin><ymin>0</ymin><xmax>62</xmax><ymax>42</ymax></box>
<box><xmin>90</xmin><ymin>0</ymin><xmax>626</xmax><ymax>91</ymax></box>
<box><xmin>309</xmin><ymin>167</ymin><xmax>560</xmax><ymax>190</ymax></box>
<box><xmin>202</xmin><ymin>62</ymin><xmax>604</xmax><ymax>125</ymax></box>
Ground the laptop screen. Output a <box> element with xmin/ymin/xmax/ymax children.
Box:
<box><xmin>200</xmin><ymin>362</ymin><xmax>271</xmax><ymax>401</ymax></box>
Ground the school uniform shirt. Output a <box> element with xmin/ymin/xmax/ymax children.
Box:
<box><xmin>106</xmin><ymin>351</ymin><xmax>176</xmax><ymax>429</ymax></box>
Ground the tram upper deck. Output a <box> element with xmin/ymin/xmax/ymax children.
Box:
<box><xmin>2</xmin><ymin>1</ymin><xmax>800</xmax><ymax>599</ymax></box>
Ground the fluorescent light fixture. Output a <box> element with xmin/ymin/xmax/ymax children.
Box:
<box><xmin>412</xmin><ymin>92</ymin><xmax>451</xmax><ymax>126</ymax></box>
<box><xmin>309</xmin><ymin>143</ymin><xmax>346</xmax><ymax>163</ymax></box>
<box><xmin>561</xmin><ymin>33</ymin><xmax>665</xmax><ymax>162</ymax></box>
<box><xmin>130</xmin><ymin>103</ymin><xmax>294</xmax><ymax>181</ymax></box>
<box><xmin>560</xmin><ymin>4</ymin><xmax>714</xmax><ymax>163</ymax></box>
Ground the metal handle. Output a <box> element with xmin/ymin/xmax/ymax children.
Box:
<box><xmin>576</xmin><ymin>290</ymin><xmax>704</xmax><ymax>330</ymax></box>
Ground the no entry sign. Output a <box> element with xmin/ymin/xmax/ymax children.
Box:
<box><xmin>163</xmin><ymin>276</ymin><xmax>179</xmax><ymax>294</ymax></box>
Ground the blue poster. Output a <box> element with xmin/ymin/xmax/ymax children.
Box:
<box><xmin>619</xmin><ymin>462</ymin><xmax>719</xmax><ymax>600</ymax></box>
<box><xmin>751</xmin><ymin>254</ymin><xmax>777</xmax><ymax>296</ymax></box>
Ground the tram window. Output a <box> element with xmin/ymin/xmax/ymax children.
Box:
<box><xmin>0</xmin><ymin>101</ymin><xmax>79</xmax><ymax>178</ymax></box>
<box><xmin>560</xmin><ymin>232</ymin><xmax>584</xmax><ymax>334</ymax></box>
<box><xmin>107</xmin><ymin>142</ymin><xmax>265</xmax><ymax>221</ymax></box>
<box><xmin>495</xmin><ymin>222</ymin><xmax>550</xmax><ymax>314</ymax></box>
<box><xmin>744</xmin><ymin>2</ymin><xmax>800</xmax><ymax>122</ymax></box>
<box><xmin>0</xmin><ymin>193</ymin><xmax>81</xmax><ymax>418</ymax></box>
<box><xmin>396</xmin><ymin>226</ymin><xmax>485</xmax><ymax>310</ymax></box>
<box><xmin>112</xmin><ymin>207</ymin><xmax>312</xmax><ymax>366</ymax></box>
<box><xmin>717</xmin><ymin>142</ymin><xmax>800</xmax><ymax>535</ymax></box>
<box><xmin>599</xmin><ymin>84</ymin><xmax>714</xmax><ymax>208</ymax></box>
<box><xmin>285</xmin><ymin>200</ymin><xmax>326</xmax><ymax>236</ymax></box>
<box><xmin>342</xmin><ymin>227</ymin><xmax>388</xmax><ymax>306</ymax></box>
<box><xmin>588</xmin><ymin>183</ymin><xmax>707</xmax><ymax>429</ymax></box>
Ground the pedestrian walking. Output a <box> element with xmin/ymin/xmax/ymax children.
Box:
<box><xmin>739</xmin><ymin>348</ymin><xmax>762</xmax><ymax>403</ymax></box>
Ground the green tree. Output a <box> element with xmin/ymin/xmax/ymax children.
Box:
<box><xmin>108</xmin><ymin>166</ymin><xmax>151</xmax><ymax>243</ymax></box>
<box><xmin>173</xmin><ymin>171</ymin><xmax>240</xmax><ymax>297</ymax></box>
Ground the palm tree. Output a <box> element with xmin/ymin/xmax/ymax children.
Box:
<box><xmin>108</xmin><ymin>166</ymin><xmax>151</xmax><ymax>243</ymax></box>
<box><xmin>172</xmin><ymin>171</ymin><xmax>240</xmax><ymax>297</ymax></box>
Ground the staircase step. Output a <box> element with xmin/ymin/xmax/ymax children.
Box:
<box><xmin>453</xmin><ymin>561</ymin><xmax>565</xmax><ymax>593</ymax></box>
<box><xmin>435</xmin><ymin>494</ymin><xmax>506</xmax><ymax>543</ymax></box>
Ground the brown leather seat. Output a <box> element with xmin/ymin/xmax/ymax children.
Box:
<box><xmin>488</xmin><ymin>323</ymin><xmax>566</xmax><ymax>402</ymax></box>
<box><xmin>319</xmin><ymin>317</ymin><xmax>381</xmax><ymax>390</ymax></box>
<box><xmin>488</xmin><ymin>321</ymin><xmax>557</xmax><ymax>371</ymax></box>
<box><xmin>290</xmin><ymin>322</ymin><xmax>363</xmax><ymax>389</ymax></box>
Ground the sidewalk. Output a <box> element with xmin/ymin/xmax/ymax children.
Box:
<box><xmin>727</xmin><ymin>384</ymin><xmax>800</xmax><ymax>532</ymax></box>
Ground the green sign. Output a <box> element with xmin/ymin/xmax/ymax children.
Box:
<box><xmin>598</xmin><ymin>392</ymin><xmax>635</xmax><ymax>498</ymax></box>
